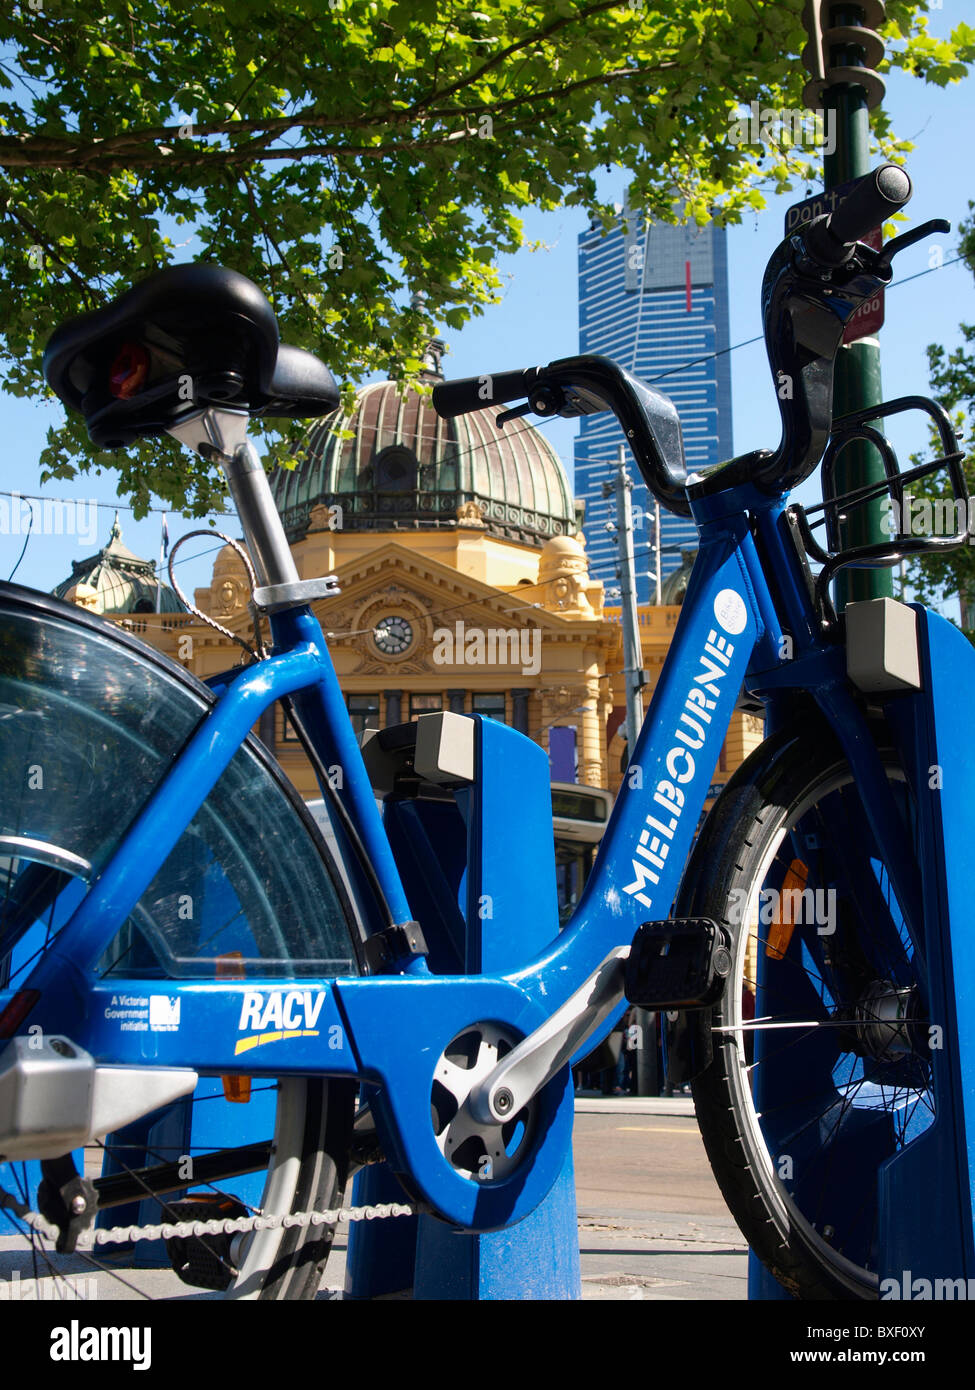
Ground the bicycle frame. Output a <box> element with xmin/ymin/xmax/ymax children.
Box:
<box><xmin>5</xmin><ymin>443</ymin><xmax>948</xmax><ymax>1232</ymax></box>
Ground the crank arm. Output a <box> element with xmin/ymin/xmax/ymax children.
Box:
<box><xmin>468</xmin><ymin>947</ymin><xmax>629</xmax><ymax>1125</ymax></box>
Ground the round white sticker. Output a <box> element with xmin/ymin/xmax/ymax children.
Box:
<box><xmin>714</xmin><ymin>589</ymin><xmax>747</xmax><ymax>636</ymax></box>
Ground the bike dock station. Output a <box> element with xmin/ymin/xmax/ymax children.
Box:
<box><xmin>749</xmin><ymin>598</ymin><xmax>975</xmax><ymax>1300</ymax></box>
<box><xmin>346</xmin><ymin>711</ymin><xmax>581</xmax><ymax>1299</ymax></box>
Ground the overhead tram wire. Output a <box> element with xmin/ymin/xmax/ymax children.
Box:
<box><xmin>243</xmin><ymin>247</ymin><xmax>970</xmax><ymax>482</ymax></box>
<box><xmin>588</xmin><ymin>541</ymin><xmax>687</xmax><ymax>571</ymax></box>
<box><xmin>11</xmin><ymin>247</ymin><xmax>963</xmax><ymax>520</ymax></box>
<box><xmin>6</xmin><ymin>501</ymin><xmax>34</xmax><ymax>581</ymax></box>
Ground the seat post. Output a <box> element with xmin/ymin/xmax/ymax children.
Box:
<box><xmin>168</xmin><ymin>406</ymin><xmax>299</xmax><ymax>590</ymax></box>
<box><xmin>223</xmin><ymin>438</ymin><xmax>300</xmax><ymax>590</ymax></box>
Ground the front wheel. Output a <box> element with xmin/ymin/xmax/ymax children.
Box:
<box><xmin>683</xmin><ymin>721</ymin><xmax>931</xmax><ymax>1299</ymax></box>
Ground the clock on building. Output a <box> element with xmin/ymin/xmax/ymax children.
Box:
<box><xmin>374</xmin><ymin>615</ymin><xmax>414</xmax><ymax>656</ymax></box>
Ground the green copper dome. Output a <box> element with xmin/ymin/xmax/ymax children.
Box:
<box><xmin>52</xmin><ymin>514</ymin><xmax>183</xmax><ymax>616</ymax></box>
<box><xmin>659</xmin><ymin>548</ymin><xmax>697</xmax><ymax>606</ymax></box>
<box><xmin>270</xmin><ymin>369</ymin><xmax>576</xmax><ymax>547</ymax></box>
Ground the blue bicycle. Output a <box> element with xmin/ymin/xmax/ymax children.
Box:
<box><xmin>2</xmin><ymin>163</ymin><xmax>973</xmax><ymax>1300</ymax></box>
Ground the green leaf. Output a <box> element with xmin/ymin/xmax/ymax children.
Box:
<box><xmin>0</xmin><ymin>0</ymin><xmax>967</xmax><ymax>511</ymax></box>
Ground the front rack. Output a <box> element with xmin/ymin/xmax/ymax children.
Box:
<box><xmin>790</xmin><ymin>395</ymin><xmax>969</xmax><ymax>623</ymax></box>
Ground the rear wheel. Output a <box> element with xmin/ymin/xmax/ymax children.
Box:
<box><xmin>0</xmin><ymin>585</ymin><xmax>360</xmax><ymax>1298</ymax></box>
<box><xmin>684</xmin><ymin>723</ymin><xmax>930</xmax><ymax>1299</ymax></box>
<box><xmin>232</xmin><ymin>1077</ymin><xmax>353</xmax><ymax>1300</ymax></box>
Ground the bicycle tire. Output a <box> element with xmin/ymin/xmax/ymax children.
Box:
<box><xmin>679</xmin><ymin>718</ymin><xmax>931</xmax><ymax>1300</ymax></box>
<box><xmin>232</xmin><ymin>1077</ymin><xmax>354</xmax><ymax>1300</ymax></box>
<box><xmin>0</xmin><ymin>584</ymin><xmax>359</xmax><ymax>1298</ymax></box>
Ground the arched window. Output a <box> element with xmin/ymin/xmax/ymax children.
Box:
<box><xmin>374</xmin><ymin>444</ymin><xmax>418</xmax><ymax>493</ymax></box>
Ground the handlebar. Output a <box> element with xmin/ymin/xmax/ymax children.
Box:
<box><xmin>433</xmin><ymin>355</ymin><xmax>693</xmax><ymax>518</ymax></box>
<box><xmin>805</xmin><ymin>163</ymin><xmax>912</xmax><ymax>266</ymax></box>
<box><xmin>430</xmin><ymin>368</ymin><xmax>541</xmax><ymax>420</ymax></box>
<box><xmin>433</xmin><ymin>164</ymin><xmax>925</xmax><ymax>513</ymax></box>
<box><xmin>748</xmin><ymin>162</ymin><xmax>915</xmax><ymax>495</ymax></box>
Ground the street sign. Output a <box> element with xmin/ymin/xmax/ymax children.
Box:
<box><xmin>785</xmin><ymin>181</ymin><xmax>885</xmax><ymax>343</ymax></box>
<box><xmin>784</xmin><ymin>181</ymin><xmax>858</xmax><ymax>236</ymax></box>
<box><xmin>840</xmin><ymin>228</ymin><xmax>884</xmax><ymax>343</ymax></box>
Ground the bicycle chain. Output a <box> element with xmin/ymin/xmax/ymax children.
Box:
<box><xmin>0</xmin><ymin>1184</ymin><xmax>415</xmax><ymax>1250</ymax></box>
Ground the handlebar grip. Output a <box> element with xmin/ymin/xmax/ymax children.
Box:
<box><xmin>829</xmin><ymin>164</ymin><xmax>912</xmax><ymax>245</ymax></box>
<box><xmin>803</xmin><ymin>164</ymin><xmax>912</xmax><ymax>267</ymax></box>
<box><xmin>432</xmin><ymin>368</ymin><xmax>537</xmax><ymax>419</ymax></box>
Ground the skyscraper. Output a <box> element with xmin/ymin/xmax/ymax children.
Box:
<box><xmin>575</xmin><ymin>201</ymin><xmax>733</xmax><ymax>603</ymax></box>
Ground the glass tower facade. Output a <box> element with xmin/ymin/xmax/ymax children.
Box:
<box><xmin>575</xmin><ymin>201</ymin><xmax>733</xmax><ymax>602</ymax></box>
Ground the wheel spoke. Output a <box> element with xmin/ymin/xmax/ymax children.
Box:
<box><xmin>692</xmin><ymin>744</ymin><xmax>932</xmax><ymax>1297</ymax></box>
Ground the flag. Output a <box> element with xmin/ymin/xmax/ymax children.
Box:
<box><xmin>156</xmin><ymin>513</ymin><xmax>170</xmax><ymax>615</ymax></box>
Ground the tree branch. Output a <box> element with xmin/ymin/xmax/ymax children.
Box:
<box><xmin>0</xmin><ymin>7</ymin><xmax>667</xmax><ymax>161</ymax></box>
<box><xmin>0</xmin><ymin>62</ymin><xmax>674</xmax><ymax>172</ymax></box>
<box><xmin>422</xmin><ymin>61</ymin><xmax>674</xmax><ymax>122</ymax></box>
<box><xmin>1</xmin><ymin>202</ymin><xmax>101</xmax><ymax>300</ymax></box>
<box><xmin>404</xmin><ymin>0</ymin><xmax>625</xmax><ymax>115</ymax></box>
<box><xmin>238</xmin><ymin>169</ymin><xmax>315</xmax><ymax>318</ymax></box>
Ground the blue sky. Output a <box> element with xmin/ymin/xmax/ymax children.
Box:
<box><xmin>2</xmin><ymin>6</ymin><xmax>974</xmax><ymax>611</ymax></box>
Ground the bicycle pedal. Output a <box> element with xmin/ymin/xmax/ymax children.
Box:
<box><xmin>624</xmin><ymin>918</ymin><xmax>732</xmax><ymax>1010</ymax></box>
<box><xmin>163</xmin><ymin>1195</ymin><xmax>250</xmax><ymax>1292</ymax></box>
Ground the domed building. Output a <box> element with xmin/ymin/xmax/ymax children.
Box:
<box><xmin>659</xmin><ymin>548</ymin><xmax>697</xmax><ymax>607</ymax></box>
<box><xmin>271</xmin><ymin>349</ymin><xmax>579</xmax><ymax>548</ymax></box>
<box><xmin>177</xmin><ymin>351</ymin><xmax>621</xmax><ymax>793</ymax></box>
<box><xmin>53</xmin><ymin>513</ymin><xmax>182</xmax><ymax>616</ymax></box>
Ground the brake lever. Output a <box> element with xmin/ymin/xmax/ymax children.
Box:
<box><xmin>496</xmin><ymin>381</ymin><xmax>571</xmax><ymax>427</ymax></box>
<box><xmin>495</xmin><ymin>403</ymin><xmax>533</xmax><ymax>427</ymax></box>
<box><xmin>874</xmin><ymin>218</ymin><xmax>951</xmax><ymax>275</ymax></box>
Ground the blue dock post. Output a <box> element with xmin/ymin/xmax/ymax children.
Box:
<box><xmin>347</xmin><ymin>715</ymin><xmax>581</xmax><ymax>1299</ymax></box>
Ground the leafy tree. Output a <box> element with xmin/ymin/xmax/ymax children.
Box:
<box><xmin>0</xmin><ymin>0</ymin><xmax>972</xmax><ymax>515</ymax></box>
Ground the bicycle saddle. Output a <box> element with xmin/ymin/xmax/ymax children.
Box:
<box><xmin>43</xmin><ymin>263</ymin><xmax>340</xmax><ymax>450</ymax></box>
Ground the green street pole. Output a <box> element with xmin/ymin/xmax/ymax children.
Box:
<box><xmin>810</xmin><ymin>2</ymin><xmax>893</xmax><ymax>609</ymax></box>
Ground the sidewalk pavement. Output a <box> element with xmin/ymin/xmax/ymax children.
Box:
<box><xmin>0</xmin><ymin>1094</ymin><xmax>747</xmax><ymax>1300</ymax></box>
<box><xmin>574</xmin><ymin>1094</ymin><xmax>696</xmax><ymax>1117</ymax></box>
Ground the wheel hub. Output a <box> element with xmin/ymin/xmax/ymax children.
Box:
<box><xmin>852</xmin><ymin>980</ymin><xmax>920</xmax><ymax>1062</ymax></box>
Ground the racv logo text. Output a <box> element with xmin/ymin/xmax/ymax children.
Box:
<box><xmin>622</xmin><ymin>599</ymin><xmax>742</xmax><ymax>913</ymax></box>
<box><xmin>235</xmin><ymin>989</ymin><xmax>331</xmax><ymax>1056</ymax></box>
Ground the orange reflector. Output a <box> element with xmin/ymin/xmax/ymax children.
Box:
<box><xmin>217</xmin><ymin>952</ymin><xmax>251</xmax><ymax>1103</ymax></box>
<box><xmin>221</xmin><ymin>1074</ymin><xmax>252</xmax><ymax>1104</ymax></box>
<box><xmin>766</xmin><ymin>860</ymin><xmax>809</xmax><ymax>960</ymax></box>
<box><xmin>109</xmin><ymin>341</ymin><xmax>149</xmax><ymax>399</ymax></box>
